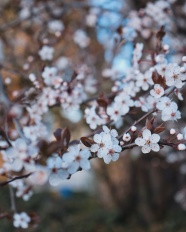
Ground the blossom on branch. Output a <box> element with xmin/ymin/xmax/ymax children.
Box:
<box><xmin>135</xmin><ymin>129</ymin><xmax>160</xmax><ymax>154</ymax></box>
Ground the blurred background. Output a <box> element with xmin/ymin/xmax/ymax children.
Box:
<box><xmin>1</xmin><ymin>0</ymin><xmax>186</xmax><ymax>231</ymax></box>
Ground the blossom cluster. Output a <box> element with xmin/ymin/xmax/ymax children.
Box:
<box><xmin>1</xmin><ymin>0</ymin><xmax>186</xmax><ymax>228</ymax></box>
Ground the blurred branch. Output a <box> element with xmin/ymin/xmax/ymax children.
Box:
<box><xmin>0</xmin><ymin>172</ymin><xmax>33</xmax><ymax>187</ymax></box>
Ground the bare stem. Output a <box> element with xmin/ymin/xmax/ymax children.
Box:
<box><xmin>9</xmin><ymin>185</ymin><xmax>16</xmax><ymax>212</ymax></box>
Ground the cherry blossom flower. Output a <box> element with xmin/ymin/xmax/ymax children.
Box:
<box><xmin>38</xmin><ymin>45</ymin><xmax>54</xmax><ymax>61</ymax></box>
<box><xmin>63</xmin><ymin>145</ymin><xmax>91</xmax><ymax>174</ymax></box>
<box><xmin>150</xmin><ymin>84</ymin><xmax>164</xmax><ymax>98</ymax></box>
<box><xmin>3</xmin><ymin>138</ymin><xmax>38</xmax><ymax>172</ymax></box>
<box><xmin>73</xmin><ymin>30</ymin><xmax>90</xmax><ymax>48</ymax></box>
<box><xmin>85</xmin><ymin>106</ymin><xmax>105</xmax><ymax>129</ymax></box>
<box><xmin>102</xmin><ymin>125</ymin><xmax>118</xmax><ymax>138</ymax></box>
<box><xmin>135</xmin><ymin>97</ymin><xmax>149</xmax><ymax>112</ymax></box>
<box><xmin>165</xmin><ymin>64</ymin><xmax>186</xmax><ymax>88</ymax></box>
<box><xmin>103</xmin><ymin>144</ymin><xmax>122</xmax><ymax>164</ymax></box>
<box><xmin>135</xmin><ymin>129</ymin><xmax>160</xmax><ymax>153</ymax></box>
<box><xmin>90</xmin><ymin>133</ymin><xmax>113</xmax><ymax>158</ymax></box>
<box><xmin>155</xmin><ymin>63</ymin><xmax>167</xmax><ymax>77</ymax></box>
<box><xmin>107</xmin><ymin>104</ymin><xmax>123</xmax><ymax>121</ymax></box>
<box><xmin>90</xmin><ymin>126</ymin><xmax>121</xmax><ymax>163</ymax></box>
<box><xmin>136</xmin><ymin>70</ymin><xmax>153</xmax><ymax>91</ymax></box>
<box><xmin>123</xmin><ymin>133</ymin><xmax>131</xmax><ymax>142</ymax></box>
<box><xmin>156</xmin><ymin>96</ymin><xmax>171</xmax><ymax>110</ymax></box>
<box><xmin>42</xmin><ymin>66</ymin><xmax>58</xmax><ymax>86</ymax></box>
<box><xmin>23</xmin><ymin>123</ymin><xmax>48</xmax><ymax>142</ymax></box>
<box><xmin>28</xmin><ymin>165</ymin><xmax>48</xmax><ymax>185</ymax></box>
<box><xmin>16</xmin><ymin>185</ymin><xmax>33</xmax><ymax>201</ymax></box>
<box><xmin>48</xmin><ymin>20</ymin><xmax>64</xmax><ymax>34</ymax></box>
<box><xmin>47</xmin><ymin>155</ymin><xmax>63</xmax><ymax>186</ymax></box>
<box><xmin>13</xmin><ymin>212</ymin><xmax>31</xmax><ymax>229</ymax></box>
<box><xmin>162</xmin><ymin>102</ymin><xmax>181</xmax><ymax>121</ymax></box>
<box><xmin>114</xmin><ymin>93</ymin><xmax>134</xmax><ymax>113</ymax></box>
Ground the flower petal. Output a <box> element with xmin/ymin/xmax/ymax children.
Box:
<box><xmin>80</xmin><ymin>159</ymin><xmax>90</xmax><ymax>170</ymax></box>
<box><xmin>150</xmin><ymin>134</ymin><xmax>160</xmax><ymax>143</ymax></box>
<box><xmin>111</xmin><ymin>153</ymin><xmax>119</xmax><ymax>162</ymax></box>
<box><xmin>141</xmin><ymin>145</ymin><xmax>151</xmax><ymax>154</ymax></box>
<box><xmin>93</xmin><ymin>134</ymin><xmax>102</xmax><ymax>143</ymax></box>
<box><xmin>103</xmin><ymin>154</ymin><xmax>111</xmax><ymax>164</ymax></box>
<box><xmin>68</xmin><ymin>161</ymin><xmax>79</xmax><ymax>174</ymax></box>
<box><xmin>151</xmin><ymin>143</ymin><xmax>160</xmax><ymax>152</ymax></box>
<box><xmin>135</xmin><ymin>138</ymin><xmax>146</xmax><ymax>146</ymax></box>
<box><xmin>142</xmin><ymin>129</ymin><xmax>151</xmax><ymax>140</ymax></box>
<box><xmin>90</xmin><ymin>144</ymin><xmax>99</xmax><ymax>152</ymax></box>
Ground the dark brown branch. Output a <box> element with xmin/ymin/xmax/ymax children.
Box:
<box><xmin>0</xmin><ymin>172</ymin><xmax>33</xmax><ymax>187</ymax></box>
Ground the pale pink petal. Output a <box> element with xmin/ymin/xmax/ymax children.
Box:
<box><xmin>141</xmin><ymin>145</ymin><xmax>151</xmax><ymax>153</ymax></box>
<box><xmin>93</xmin><ymin>134</ymin><xmax>102</xmax><ymax>143</ymax></box>
<box><xmin>80</xmin><ymin>149</ymin><xmax>91</xmax><ymax>159</ymax></box>
<box><xmin>142</xmin><ymin>129</ymin><xmax>151</xmax><ymax>140</ymax></box>
<box><xmin>151</xmin><ymin>143</ymin><xmax>160</xmax><ymax>152</ymax></box>
<box><xmin>103</xmin><ymin>155</ymin><xmax>111</xmax><ymax>164</ymax></box>
<box><xmin>135</xmin><ymin>138</ymin><xmax>146</xmax><ymax>146</ymax></box>
<box><xmin>68</xmin><ymin>161</ymin><xmax>79</xmax><ymax>174</ymax></box>
<box><xmin>90</xmin><ymin>144</ymin><xmax>99</xmax><ymax>152</ymax></box>
<box><xmin>111</xmin><ymin>153</ymin><xmax>119</xmax><ymax>161</ymax></box>
<box><xmin>150</xmin><ymin>134</ymin><xmax>160</xmax><ymax>143</ymax></box>
<box><xmin>80</xmin><ymin>159</ymin><xmax>90</xmax><ymax>170</ymax></box>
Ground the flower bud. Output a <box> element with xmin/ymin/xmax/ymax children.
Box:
<box><xmin>170</xmin><ymin>129</ymin><xmax>176</xmax><ymax>135</ymax></box>
<box><xmin>131</xmin><ymin>126</ymin><xmax>137</xmax><ymax>132</ymax></box>
<box><xmin>177</xmin><ymin>133</ymin><xmax>183</xmax><ymax>140</ymax></box>
<box><xmin>178</xmin><ymin>144</ymin><xmax>186</xmax><ymax>150</ymax></box>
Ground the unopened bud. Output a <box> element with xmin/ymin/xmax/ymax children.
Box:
<box><xmin>177</xmin><ymin>133</ymin><xmax>183</xmax><ymax>140</ymax></box>
<box><xmin>178</xmin><ymin>144</ymin><xmax>186</xmax><ymax>150</ymax></box>
<box><xmin>170</xmin><ymin>129</ymin><xmax>176</xmax><ymax>135</ymax></box>
<box><xmin>131</xmin><ymin>126</ymin><xmax>137</xmax><ymax>132</ymax></box>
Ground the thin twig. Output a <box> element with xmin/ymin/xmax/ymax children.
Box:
<box><xmin>0</xmin><ymin>172</ymin><xmax>33</xmax><ymax>187</ymax></box>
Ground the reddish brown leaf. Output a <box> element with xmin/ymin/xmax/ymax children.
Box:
<box><xmin>61</xmin><ymin>127</ymin><xmax>71</xmax><ymax>149</ymax></box>
<box><xmin>153</xmin><ymin>127</ymin><xmax>165</xmax><ymax>134</ymax></box>
<box><xmin>97</xmin><ymin>98</ymin><xmax>108</xmax><ymax>108</ymax></box>
<box><xmin>145</xmin><ymin>118</ymin><xmax>152</xmax><ymax>130</ymax></box>
<box><xmin>156</xmin><ymin>26</ymin><xmax>165</xmax><ymax>41</ymax></box>
<box><xmin>80</xmin><ymin>137</ymin><xmax>94</xmax><ymax>147</ymax></box>
<box><xmin>152</xmin><ymin>71</ymin><xmax>158</xmax><ymax>84</ymax></box>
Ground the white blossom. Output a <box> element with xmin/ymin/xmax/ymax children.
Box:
<box><xmin>13</xmin><ymin>212</ymin><xmax>31</xmax><ymax>229</ymax></box>
<box><xmin>38</xmin><ymin>45</ymin><xmax>54</xmax><ymax>61</ymax></box>
<box><xmin>161</xmin><ymin>102</ymin><xmax>181</xmax><ymax>121</ymax></box>
<box><xmin>73</xmin><ymin>30</ymin><xmax>90</xmax><ymax>48</ymax></box>
<box><xmin>165</xmin><ymin>63</ymin><xmax>186</xmax><ymax>88</ymax></box>
<box><xmin>150</xmin><ymin>84</ymin><xmax>164</xmax><ymax>98</ymax></box>
<box><xmin>178</xmin><ymin>144</ymin><xmax>186</xmax><ymax>150</ymax></box>
<box><xmin>135</xmin><ymin>129</ymin><xmax>160</xmax><ymax>153</ymax></box>
<box><xmin>123</xmin><ymin>133</ymin><xmax>131</xmax><ymax>142</ymax></box>
<box><xmin>63</xmin><ymin>145</ymin><xmax>91</xmax><ymax>174</ymax></box>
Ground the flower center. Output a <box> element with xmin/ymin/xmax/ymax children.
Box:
<box><xmin>173</xmin><ymin>74</ymin><xmax>178</xmax><ymax>79</ymax></box>
<box><xmin>76</xmin><ymin>155</ymin><xmax>81</xmax><ymax>161</ymax></box>
<box><xmin>155</xmin><ymin>88</ymin><xmax>161</xmax><ymax>94</ymax></box>
<box><xmin>100</xmin><ymin>143</ymin><xmax>104</xmax><ymax>148</ymax></box>
<box><xmin>108</xmin><ymin>149</ymin><xmax>115</xmax><ymax>155</ymax></box>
